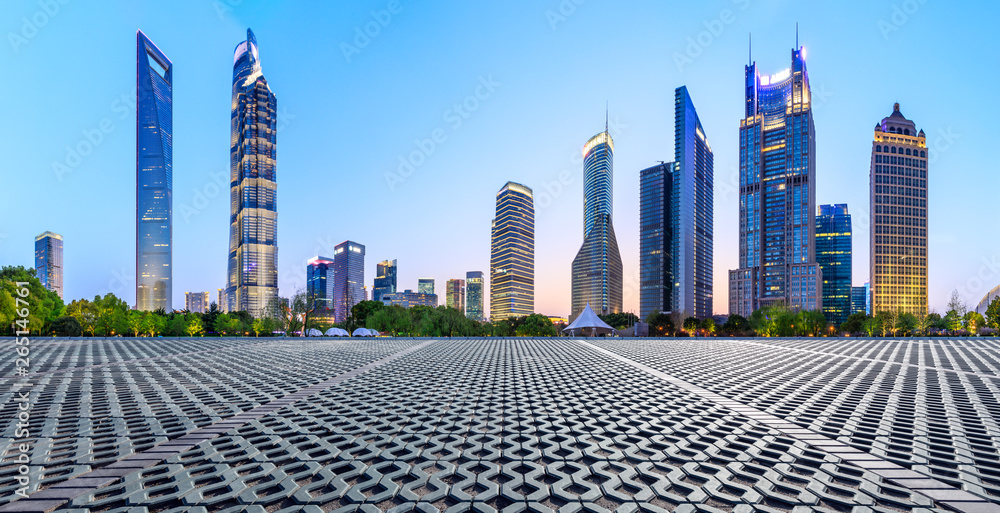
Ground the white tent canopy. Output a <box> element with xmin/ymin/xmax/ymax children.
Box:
<box><xmin>352</xmin><ymin>328</ymin><xmax>376</xmax><ymax>337</ymax></box>
<box><xmin>324</xmin><ymin>328</ymin><xmax>349</xmax><ymax>337</ymax></box>
<box><xmin>306</xmin><ymin>328</ymin><xmax>324</xmax><ymax>337</ymax></box>
<box><xmin>563</xmin><ymin>304</ymin><xmax>616</xmax><ymax>336</ymax></box>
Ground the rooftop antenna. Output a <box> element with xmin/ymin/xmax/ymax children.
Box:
<box><xmin>796</xmin><ymin>22</ymin><xmax>799</xmax><ymax>49</ymax></box>
<box><xmin>749</xmin><ymin>32</ymin><xmax>752</xmax><ymax>65</ymax></box>
<box><xmin>605</xmin><ymin>101</ymin><xmax>608</xmax><ymax>133</ymax></box>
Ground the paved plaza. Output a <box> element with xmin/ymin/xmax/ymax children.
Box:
<box><xmin>1</xmin><ymin>337</ymin><xmax>999</xmax><ymax>513</ymax></box>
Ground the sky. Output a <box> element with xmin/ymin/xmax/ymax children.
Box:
<box><xmin>3</xmin><ymin>0</ymin><xmax>999</xmax><ymax>317</ymax></box>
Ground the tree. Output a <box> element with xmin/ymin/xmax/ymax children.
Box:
<box><xmin>794</xmin><ymin>310</ymin><xmax>826</xmax><ymax>337</ymax></box>
<box><xmin>367</xmin><ymin>305</ymin><xmax>413</xmax><ymax>336</ymax></box>
<box><xmin>251</xmin><ymin>318</ymin><xmax>266</xmax><ymax>337</ymax></box>
<box><xmin>964</xmin><ymin>311</ymin><xmax>986</xmax><ymax>334</ymax></box>
<box><xmin>862</xmin><ymin>317</ymin><xmax>880</xmax><ymax>337</ymax></box>
<box><xmin>352</xmin><ymin>300</ymin><xmax>385</xmax><ymax>328</ymax></box>
<box><xmin>50</xmin><ymin>316</ymin><xmax>82</xmax><ymax>337</ymax></box>
<box><xmin>185</xmin><ymin>315</ymin><xmax>204</xmax><ymax>337</ymax></box>
<box><xmin>720</xmin><ymin>314</ymin><xmax>749</xmax><ymax>336</ymax></box>
<box><xmin>897</xmin><ymin>312</ymin><xmax>918</xmax><ymax>337</ymax></box>
<box><xmin>926</xmin><ymin>312</ymin><xmax>944</xmax><ymax>330</ymax></box>
<box><xmin>749</xmin><ymin>306</ymin><xmax>785</xmax><ymax>337</ymax></box>
<box><xmin>944</xmin><ymin>310</ymin><xmax>963</xmax><ymax>332</ymax></box>
<box><xmin>947</xmin><ymin>289</ymin><xmax>968</xmax><ymax>318</ymax></box>
<box><xmin>840</xmin><ymin>312</ymin><xmax>869</xmax><ymax>335</ymax></box>
<box><xmin>682</xmin><ymin>316</ymin><xmax>700</xmax><ymax>334</ymax></box>
<box><xmin>0</xmin><ymin>266</ymin><xmax>65</xmax><ymax>334</ymax></box>
<box><xmin>599</xmin><ymin>312</ymin><xmax>639</xmax><ymax>330</ymax></box>
<box><xmin>699</xmin><ymin>318</ymin><xmax>716</xmax><ymax>336</ymax></box>
<box><xmin>65</xmin><ymin>298</ymin><xmax>98</xmax><ymax>335</ymax></box>
<box><xmin>516</xmin><ymin>314</ymin><xmax>557</xmax><ymax>337</ymax></box>
<box><xmin>646</xmin><ymin>311</ymin><xmax>675</xmax><ymax>336</ymax></box>
<box><xmin>986</xmin><ymin>297</ymin><xmax>1000</xmax><ymax>330</ymax></box>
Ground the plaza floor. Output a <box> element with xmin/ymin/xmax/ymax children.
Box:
<box><xmin>0</xmin><ymin>337</ymin><xmax>998</xmax><ymax>513</ymax></box>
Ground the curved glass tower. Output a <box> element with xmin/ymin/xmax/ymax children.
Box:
<box><xmin>490</xmin><ymin>182</ymin><xmax>534</xmax><ymax>321</ymax></box>
<box><xmin>571</xmin><ymin>126</ymin><xmax>623</xmax><ymax>321</ymax></box>
<box><xmin>136</xmin><ymin>30</ymin><xmax>172</xmax><ymax>312</ymax></box>
<box><xmin>225</xmin><ymin>29</ymin><xmax>278</xmax><ymax>316</ymax></box>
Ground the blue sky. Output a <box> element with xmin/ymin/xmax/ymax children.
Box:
<box><xmin>3</xmin><ymin>0</ymin><xmax>998</xmax><ymax>316</ymax></box>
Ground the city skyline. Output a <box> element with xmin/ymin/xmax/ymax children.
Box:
<box><xmin>5</xmin><ymin>2</ymin><xmax>996</xmax><ymax>317</ymax></box>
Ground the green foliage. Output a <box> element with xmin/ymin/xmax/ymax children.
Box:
<box><xmin>50</xmin><ymin>316</ymin><xmax>82</xmax><ymax>337</ymax></box>
<box><xmin>748</xmin><ymin>306</ymin><xmax>827</xmax><ymax>337</ymax></box>
<box><xmin>964</xmin><ymin>311</ymin><xmax>985</xmax><ymax>333</ymax></box>
<box><xmin>840</xmin><ymin>312</ymin><xmax>870</xmax><ymax>334</ymax></box>
<box><xmin>682</xmin><ymin>316</ymin><xmax>700</xmax><ymax>333</ymax></box>
<box><xmin>720</xmin><ymin>314</ymin><xmax>749</xmax><ymax>336</ymax></box>
<box><xmin>0</xmin><ymin>266</ymin><xmax>64</xmax><ymax>334</ymax></box>
<box><xmin>366</xmin><ymin>305</ymin><xmax>413</xmax><ymax>336</ymax></box>
<box><xmin>351</xmin><ymin>300</ymin><xmax>384</xmax><ymax>328</ymax></box>
<box><xmin>645</xmin><ymin>311</ymin><xmax>675</xmax><ymax>336</ymax></box>
<box><xmin>699</xmin><ymin>318</ymin><xmax>716</xmax><ymax>336</ymax></box>
<box><xmin>944</xmin><ymin>310</ymin><xmax>963</xmax><ymax>331</ymax></box>
<box><xmin>987</xmin><ymin>297</ymin><xmax>1000</xmax><ymax>329</ymax></box>
<box><xmin>185</xmin><ymin>315</ymin><xmax>204</xmax><ymax>337</ymax></box>
<box><xmin>214</xmin><ymin>313</ymin><xmax>244</xmax><ymax>336</ymax></box>
<box><xmin>598</xmin><ymin>312</ymin><xmax>639</xmax><ymax>330</ymax></box>
<box><xmin>926</xmin><ymin>312</ymin><xmax>944</xmax><ymax>330</ymax></box>
<box><xmin>515</xmin><ymin>314</ymin><xmax>557</xmax><ymax>337</ymax></box>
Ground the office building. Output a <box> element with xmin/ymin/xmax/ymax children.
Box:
<box><xmin>185</xmin><ymin>292</ymin><xmax>209</xmax><ymax>314</ymax></box>
<box><xmin>816</xmin><ymin>204</ymin><xmax>852</xmax><ymax>327</ymax></box>
<box><xmin>851</xmin><ymin>286</ymin><xmax>868</xmax><ymax>317</ymax></box>
<box><xmin>136</xmin><ymin>30</ymin><xmax>173</xmax><ymax>312</ymax></box>
<box><xmin>225</xmin><ymin>29</ymin><xmax>279</xmax><ymax>316</ymax></box>
<box><xmin>490</xmin><ymin>182</ymin><xmax>535</xmax><ymax>320</ymax></box>
<box><xmin>417</xmin><ymin>278</ymin><xmax>435</xmax><ymax>296</ymax></box>
<box><xmin>729</xmin><ymin>44</ymin><xmax>821</xmax><ymax>317</ymax></box>
<box><xmin>638</xmin><ymin>86</ymin><xmax>714</xmax><ymax>321</ymax></box>
<box><xmin>870</xmin><ymin>103</ymin><xmax>928</xmax><ymax>315</ymax></box>
<box><xmin>571</xmin><ymin>122</ymin><xmax>623</xmax><ymax>321</ymax></box>
<box><xmin>34</xmin><ymin>232</ymin><xmax>63</xmax><ymax>299</ymax></box>
<box><xmin>307</xmin><ymin>256</ymin><xmax>335</xmax><ymax>309</ymax></box>
<box><xmin>382</xmin><ymin>290</ymin><xmax>438</xmax><ymax>309</ymax></box>
<box><xmin>466</xmin><ymin>271</ymin><xmax>484</xmax><ymax>321</ymax></box>
<box><xmin>446</xmin><ymin>279</ymin><xmax>465</xmax><ymax>313</ymax></box>
<box><xmin>333</xmin><ymin>241</ymin><xmax>365</xmax><ymax>323</ymax></box>
<box><xmin>373</xmin><ymin>259</ymin><xmax>397</xmax><ymax>302</ymax></box>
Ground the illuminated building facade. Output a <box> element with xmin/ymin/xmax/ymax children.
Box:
<box><xmin>34</xmin><ymin>231</ymin><xmax>63</xmax><ymax>299</ymax></box>
<box><xmin>225</xmin><ymin>28</ymin><xmax>278</xmax><ymax>316</ymax></box>
<box><xmin>816</xmin><ymin>204</ymin><xmax>852</xmax><ymax>327</ymax></box>
<box><xmin>446</xmin><ymin>279</ymin><xmax>465</xmax><ymax>313</ymax></box>
<box><xmin>852</xmin><ymin>286</ymin><xmax>868</xmax><ymax>316</ymax></box>
<box><xmin>639</xmin><ymin>162</ymin><xmax>673</xmax><ymax>321</ymax></box>
<box><xmin>571</xmin><ymin>125</ymin><xmax>623</xmax><ymax>321</ymax></box>
<box><xmin>381</xmin><ymin>290</ymin><xmax>438</xmax><ymax>309</ymax></box>
<box><xmin>307</xmin><ymin>256</ymin><xmax>335</xmax><ymax>309</ymax></box>
<box><xmin>490</xmin><ymin>182</ymin><xmax>534</xmax><ymax>320</ymax></box>
<box><xmin>417</xmin><ymin>278</ymin><xmax>435</xmax><ymax>296</ymax></box>
<box><xmin>729</xmin><ymin>45</ymin><xmax>821</xmax><ymax>317</ymax></box>
<box><xmin>185</xmin><ymin>292</ymin><xmax>209</xmax><ymax>314</ymax></box>
<box><xmin>466</xmin><ymin>271</ymin><xmax>484</xmax><ymax>321</ymax></box>
<box><xmin>136</xmin><ymin>30</ymin><xmax>172</xmax><ymax>312</ymax></box>
<box><xmin>870</xmin><ymin>103</ymin><xmax>928</xmax><ymax>315</ymax></box>
<box><xmin>333</xmin><ymin>241</ymin><xmax>365</xmax><ymax>323</ymax></box>
<box><xmin>373</xmin><ymin>259</ymin><xmax>397</xmax><ymax>302</ymax></box>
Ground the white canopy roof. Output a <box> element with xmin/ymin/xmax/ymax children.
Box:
<box><xmin>306</xmin><ymin>328</ymin><xmax>324</xmax><ymax>337</ymax></box>
<box><xmin>352</xmin><ymin>328</ymin><xmax>375</xmax><ymax>337</ymax></box>
<box><xmin>324</xmin><ymin>328</ymin><xmax>349</xmax><ymax>337</ymax></box>
<box><xmin>563</xmin><ymin>304</ymin><xmax>615</xmax><ymax>334</ymax></box>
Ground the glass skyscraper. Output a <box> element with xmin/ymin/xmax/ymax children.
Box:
<box><xmin>466</xmin><ymin>271</ymin><xmax>484</xmax><ymax>321</ymax></box>
<box><xmin>816</xmin><ymin>204</ymin><xmax>852</xmax><ymax>327</ymax></box>
<box><xmin>417</xmin><ymin>278</ymin><xmax>435</xmax><ymax>296</ymax></box>
<box><xmin>333</xmin><ymin>241</ymin><xmax>365</xmax><ymax>323</ymax></box>
<box><xmin>136</xmin><ymin>30</ymin><xmax>172</xmax><ymax>312</ymax></box>
<box><xmin>870</xmin><ymin>103</ymin><xmax>928</xmax><ymax>315</ymax></box>
<box><xmin>225</xmin><ymin>28</ymin><xmax>278</xmax><ymax>316</ymax></box>
<box><xmin>571</xmin><ymin>125</ymin><xmax>623</xmax><ymax>321</ymax></box>
<box><xmin>306</xmin><ymin>256</ymin><xmax>335</xmax><ymax>309</ymax></box>
<box><xmin>373</xmin><ymin>259</ymin><xmax>397</xmax><ymax>302</ymax></box>
<box><xmin>640</xmin><ymin>87</ymin><xmax>714</xmax><ymax>322</ymax></box>
<box><xmin>639</xmin><ymin>163</ymin><xmax>673</xmax><ymax>321</ymax></box>
<box><xmin>490</xmin><ymin>182</ymin><xmax>534</xmax><ymax>321</ymax></box>
<box><xmin>729</xmin><ymin>45</ymin><xmax>821</xmax><ymax>317</ymax></box>
<box><xmin>34</xmin><ymin>231</ymin><xmax>63</xmax><ymax>300</ymax></box>
<box><xmin>446</xmin><ymin>279</ymin><xmax>465</xmax><ymax>313</ymax></box>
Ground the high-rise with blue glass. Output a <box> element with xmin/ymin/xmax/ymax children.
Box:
<box><xmin>136</xmin><ymin>30</ymin><xmax>172</xmax><ymax>312</ymax></box>
<box><xmin>490</xmin><ymin>182</ymin><xmax>534</xmax><ymax>321</ymax></box>
<box><xmin>816</xmin><ymin>204</ymin><xmax>852</xmax><ymax>327</ymax></box>
<box><xmin>729</xmin><ymin>45</ymin><xmax>821</xmax><ymax>317</ymax></box>
<box><xmin>466</xmin><ymin>271</ymin><xmax>484</xmax><ymax>321</ymax></box>
<box><xmin>373</xmin><ymin>259</ymin><xmax>397</xmax><ymax>302</ymax></box>
<box><xmin>35</xmin><ymin>231</ymin><xmax>63</xmax><ymax>300</ymax></box>
<box><xmin>571</xmin><ymin>122</ymin><xmax>623</xmax><ymax>321</ymax></box>
<box><xmin>225</xmin><ymin>29</ymin><xmax>279</xmax><ymax>316</ymax></box>
<box><xmin>333</xmin><ymin>241</ymin><xmax>365</xmax><ymax>323</ymax></box>
<box><xmin>307</xmin><ymin>256</ymin><xmax>335</xmax><ymax>309</ymax></box>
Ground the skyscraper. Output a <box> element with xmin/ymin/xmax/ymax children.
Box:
<box><xmin>851</xmin><ymin>286</ymin><xmax>868</xmax><ymax>316</ymax></box>
<box><xmin>490</xmin><ymin>182</ymin><xmax>535</xmax><ymax>321</ymax></box>
<box><xmin>34</xmin><ymin>232</ymin><xmax>63</xmax><ymax>299</ymax></box>
<box><xmin>185</xmin><ymin>292</ymin><xmax>209</xmax><ymax>314</ymax></box>
<box><xmin>816</xmin><ymin>204</ymin><xmax>852</xmax><ymax>327</ymax></box>
<box><xmin>225</xmin><ymin>29</ymin><xmax>278</xmax><ymax>316</ymax></box>
<box><xmin>466</xmin><ymin>271</ymin><xmax>484</xmax><ymax>321</ymax></box>
<box><xmin>136</xmin><ymin>30</ymin><xmax>172</xmax><ymax>312</ymax></box>
<box><xmin>446</xmin><ymin>279</ymin><xmax>465</xmax><ymax>313</ymax></box>
<box><xmin>571</xmin><ymin>123</ymin><xmax>623</xmax><ymax>321</ymax></box>
<box><xmin>216</xmin><ymin>288</ymin><xmax>225</xmax><ymax>312</ymax></box>
<box><xmin>870</xmin><ymin>103</ymin><xmax>928</xmax><ymax>315</ymax></box>
<box><xmin>417</xmin><ymin>278</ymin><xmax>435</xmax><ymax>296</ymax></box>
<box><xmin>373</xmin><ymin>259</ymin><xmax>397</xmax><ymax>302</ymax></box>
<box><xmin>307</xmin><ymin>256</ymin><xmax>335</xmax><ymax>309</ymax></box>
<box><xmin>333</xmin><ymin>241</ymin><xmax>365</xmax><ymax>323</ymax></box>
<box><xmin>729</xmin><ymin>44</ymin><xmax>821</xmax><ymax>317</ymax></box>
<box><xmin>639</xmin><ymin>87</ymin><xmax>714</xmax><ymax>321</ymax></box>
<box><xmin>639</xmin><ymin>163</ymin><xmax>673</xmax><ymax>321</ymax></box>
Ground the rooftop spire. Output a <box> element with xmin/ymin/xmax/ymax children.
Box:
<box><xmin>796</xmin><ymin>22</ymin><xmax>799</xmax><ymax>48</ymax></box>
<box><xmin>749</xmin><ymin>32</ymin><xmax>752</xmax><ymax>65</ymax></box>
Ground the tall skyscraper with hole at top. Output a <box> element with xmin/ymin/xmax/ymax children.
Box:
<box><xmin>728</xmin><ymin>44</ymin><xmax>821</xmax><ymax>317</ymax></box>
<box><xmin>136</xmin><ymin>30</ymin><xmax>172</xmax><ymax>312</ymax></box>
<box><xmin>490</xmin><ymin>182</ymin><xmax>534</xmax><ymax>321</ymax></box>
<box><xmin>35</xmin><ymin>231</ymin><xmax>63</xmax><ymax>300</ymax></box>
<box><xmin>571</xmin><ymin>122</ymin><xmax>622</xmax><ymax>321</ymax></box>
<box><xmin>870</xmin><ymin>103</ymin><xmax>928</xmax><ymax>315</ymax></box>
<box><xmin>225</xmin><ymin>28</ymin><xmax>278</xmax><ymax>316</ymax></box>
